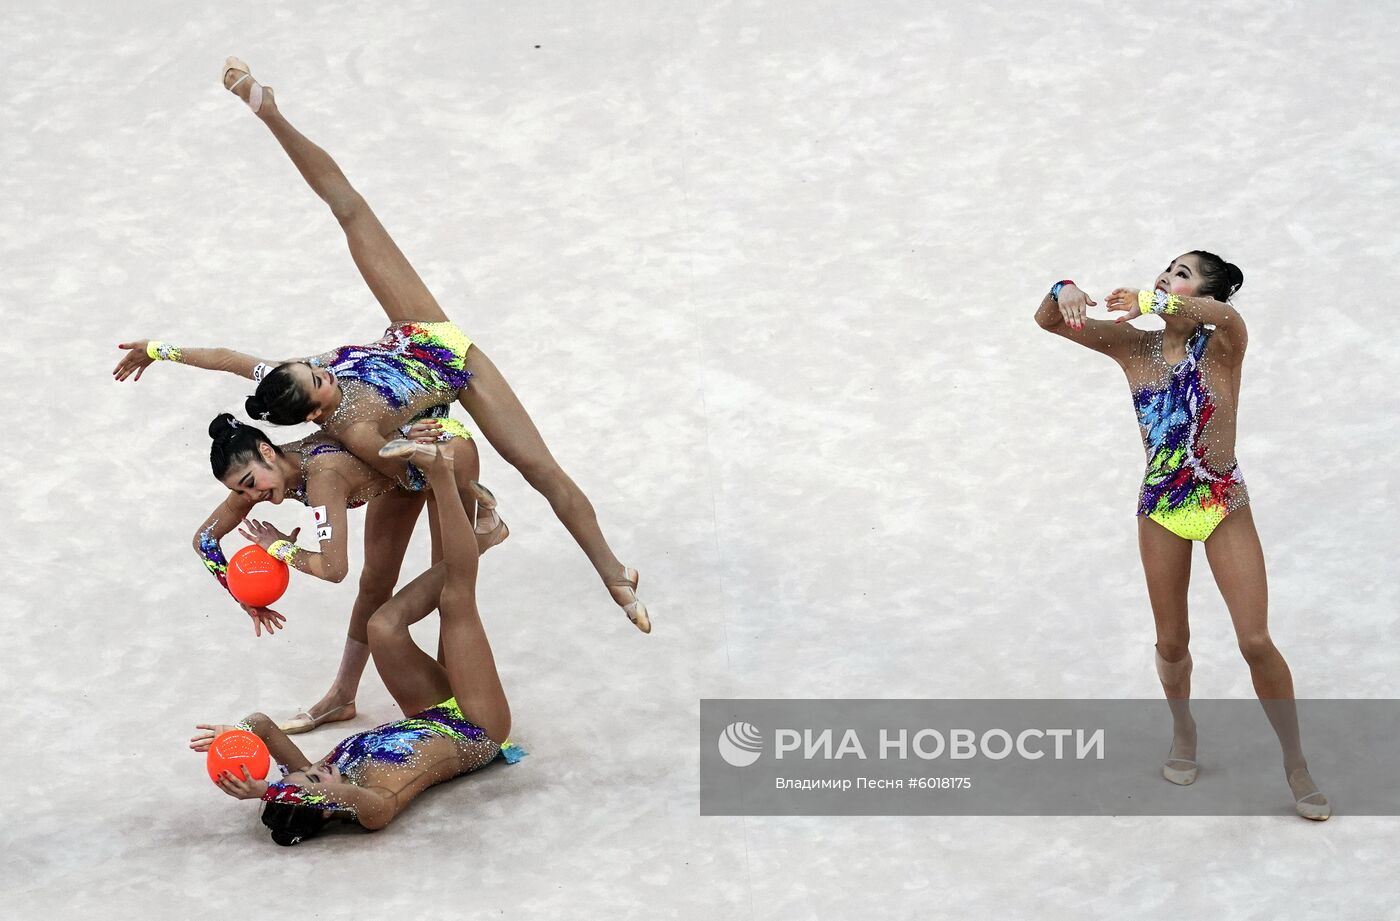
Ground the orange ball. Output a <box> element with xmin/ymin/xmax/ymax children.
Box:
<box><xmin>206</xmin><ymin>729</ymin><xmax>271</xmax><ymax>784</ymax></box>
<box><xmin>227</xmin><ymin>545</ymin><xmax>290</xmax><ymax>608</ymax></box>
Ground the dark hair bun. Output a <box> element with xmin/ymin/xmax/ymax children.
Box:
<box><xmin>245</xmin><ymin>393</ymin><xmax>269</xmax><ymax>420</ymax></box>
<box><xmin>271</xmin><ymin>830</ymin><xmax>304</xmax><ymax>847</ymax></box>
<box><xmin>208</xmin><ymin>412</ymin><xmax>239</xmax><ymax>441</ymax></box>
<box><xmin>1224</xmin><ymin>262</ymin><xmax>1244</xmax><ymax>297</ymax></box>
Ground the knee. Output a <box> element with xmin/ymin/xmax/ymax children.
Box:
<box><xmin>516</xmin><ymin>459</ymin><xmax>580</xmax><ymax>504</ymax></box>
<box><xmin>366</xmin><ymin>602</ymin><xmax>409</xmax><ymax>646</ymax></box>
<box><xmin>1154</xmin><ymin>641</ymin><xmax>1190</xmax><ymax>665</ymax></box>
<box><xmin>357</xmin><ymin>565</ymin><xmax>397</xmax><ymax>603</ymax></box>
<box><xmin>1237</xmin><ymin>633</ymin><xmax>1277</xmax><ymax>665</ymax></box>
<box><xmin>331</xmin><ymin>191</ymin><xmax>368</xmax><ymax>225</ymax></box>
<box><xmin>438</xmin><ymin>586</ymin><xmax>475</xmax><ymax>622</ymax></box>
<box><xmin>511</xmin><ymin>454</ymin><xmax>561</xmax><ymax>489</ymax></box>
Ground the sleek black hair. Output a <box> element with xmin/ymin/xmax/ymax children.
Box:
<box><xmin>208</xmin><ymin>412</ymin><xmax>281</xmax><ymax>480</ymax></box>
<box><xmin>1186</xmin><ymin>250</ymin><xmax>1244</xmax><ymax>302</ymax></box>
<box><xmin>245</xmin><ymin>362</ymin><xmax>317</xmax><ymax>427</ymax></box>
<box><xmin>260</xmin><ymin>801</ymin><xmax>332</xmax><ymax>847</ymax></box>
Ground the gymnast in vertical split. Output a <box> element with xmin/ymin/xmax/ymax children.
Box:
<box><xmin>1036</xmin><ymin>252</ymin><xmax>1328</xmax><ymax>820</ymax></box>
<box><xmin>114</xmin><ymin>56</ymin><xmax>651</xmax><ymax>634</ymax></box>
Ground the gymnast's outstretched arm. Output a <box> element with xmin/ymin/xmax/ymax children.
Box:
<box><xmin>113</xmin><ymin>338</ymin><xmax>283</xmax><ymax>383</ymax></box>
<box><xmin>188</xmin><ymin>712</ymin><xmax>315</xmax><ymax>773</ymax></box>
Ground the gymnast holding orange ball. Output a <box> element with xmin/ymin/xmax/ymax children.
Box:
<box><xmin>227</xmin><ymin>545</ymin><xmax>290</xmax><ymax>608</ymax></box>
<box><xmin>199</xmin><ymin>728</ymin><xmax>272</xmax><ymax>787</ymax></box>
<box><xmin>172</xmin><ymin>411</ymin><xmax>504</xmax><ymax>735</ymax></box>
<box><xmin>191</xmin><ymin>411</ymin><xmax>501</xmax><ymax>639</ymax></box>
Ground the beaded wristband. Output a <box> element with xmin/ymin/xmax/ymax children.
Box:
<box><xmin>145</xmin><ymin>340</ymin><xmax>183</xmax><ymax>362</ymax></box>
<box><xmin>1138</xmin><ymin>290</ymin><xmax>1182</xmax><ymax>316</ymax></box>
<box><xmin>267</xmin><ymin>539</ymin><xmax>300</xmax><ymax>564</ymax></box>
<box><xmin>1049</xmin><ymin>279</ymin><xmax>1075</xmax><ymax>301</ymax></box>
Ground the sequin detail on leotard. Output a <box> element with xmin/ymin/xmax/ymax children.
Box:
<box><xmin>312</xmin><ymin>321</ymin><xmax>473</xmax><ymax>414</ymax></box>
<box><xmin>398</xmin><ymin>416</ymin><xmax>475</xmax><ymax>492</ymax></box>
<box><xmin>1132</xmin><ymin>324</ymin><xmax>1248</xmax><ymax>541</ymax></box>
<box><xmin>197</xmin><ymin>523</ymin><xmax>230</xmax><ymax>590</ymax></box>
<box><xmin>281</xmin><ymin>435</ymin><xmax>398</xmax><ymax>510</ymax></box>
<box><xmin>323</xmin><ymin>697</ymin><xmax>523</xmax><ymax>781</ymax></box>
<box><xmin>261</xmin><ymin>700</ymin><xmax>524</xmax><ymax>815</ymax></box>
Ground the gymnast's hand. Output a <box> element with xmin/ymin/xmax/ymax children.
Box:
<box><xmin>237</xmin><ymin>519</ymin><xmax>299</xmax><ymax>552</ymax></box>
<box><xmin>1055</xmin><ymin>284</ymin><xmax>1097</xmax><ymax>331</ymax></box>
<box><xmin>243</xmin><ymin>603</ymin><xmax>287</xmax><ymax>637</ymax></box>
<box><xmin>112</xmin><ymin>340</ymin><xmax>155</xmax><ymax>382</ymax></box>
<box><xmin>403</xmin><ymin>418</ymin><xmax>445</xmax><ymax>443</ymax></box>
<box><xmin>1106</xmin><ymin>288</ymin><xmax>1145</xmax><ymax>322</ymax></box>
<box><xmin>189</xmin><ymin>724</ymin><xmax>239</xmax><ymax>752</ymax></box>
<box><xmin>214</xmin><ymin>765</ymin><xmax>269</xmax><ymax>801</ymax></box>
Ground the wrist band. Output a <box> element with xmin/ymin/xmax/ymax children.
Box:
<box><xmin>146</xmin><ymin>340</ymin><xmax>183</xmax><ymax>362</ymax></box>
<box><xmin>268</xmin><ymin>540</ymin><xmax>300</xmax><ymax>564</ymax></box>
<box><xmin>1138</xmin><ymin>290</ymin><xmax>1182</xmax><ymax>316</ymax></box>
<box><xmin>252</xmin><ymin>362</ymin><xmax>272</xmax><ymax>382</ymax></box>
<box><xmin>1049</xmin><ymin>279</ymin><xmax>1075</xmax><ymax>302</ymax></box>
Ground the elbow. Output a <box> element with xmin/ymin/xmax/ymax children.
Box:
<box><xmin>325</xmin><ymin>565</ymin><xmax>349</xmax><ymax>585</ymax></box>
<box><xmin>360</xmin><ymin>812</ymin><xmax>391</xmax><ymax>832</ymax></box>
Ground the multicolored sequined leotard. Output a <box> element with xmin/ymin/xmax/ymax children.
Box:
<box><xmin>308</xmin><ymin>320</ymin><xmax>475</xmax><ymax>432</ymax></box>
<box><xmin>306</xmin><ymin>321</ymin><xmax>477</xmax><ymax>492</ymax></box>
<box><xmin>325</xmin><ymin>697</ymin><xmax>524</xmax><ymax>780</ymax></box>
<box><xmin>1130</xmin><ymin>323</ymin><xmax>1249</xmax><ymax>541</ymax></box>
<box><xmin>262</xmin><ymin>698</ymin><xmax>525</xmax><ymax>817</ymax></box>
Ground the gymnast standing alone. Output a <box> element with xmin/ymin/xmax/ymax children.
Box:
<box><xmin>1036</xmin><ymin>253</ymin><xmax>1329</xmax><ymax>820</ymax></box>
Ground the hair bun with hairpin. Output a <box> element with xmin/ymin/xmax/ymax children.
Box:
<box><xmin>1224</xmin><ymin>262</ymin><xmax>1244</xmax><ymax>298</ymax></box>
<box><xmin>208</xmin><ymin>412</ymin><xmax>239</xmax><ymax>441</ymax></box>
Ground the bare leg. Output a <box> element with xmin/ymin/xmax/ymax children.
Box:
<box><xmin>423</xmin><ymin>446</ymin><xmax>511</xmax><ymax>744</ymax></box>
<box><xmin>223</xmin><ymin>64</ymin><xmax>448</xmax><ymax>325</ymax></box>
<box><xmin>284</xmin><ymin>488</ymin><xmax>426</xmax><ymax>729</ymax></box>
<box><xmin>460</xmin><ymin>347</ymin><xmax>648</xmax><ymax>631</ymax></box>
<box><xmin>1203</xmin><ymin>507</ymin><xmax>1328</xmax><ymax>816</ymax></box>
<box><xmin>226</xmin><ymin>64</ymin><xmax>642</xmax><ymax>630</ymax></box>
<box><xmin>1139</xmin><ymin>518</ymin><xmax>1198</xmax><ymax>778</ymax></box>
<box><xmin>366</xmin><ymin>562</ymin><xmax>452</xmax><ymax>716</ymax></box>
<box><xmin>426</xmin><ymin>491</ymin><xmax>448</xmax><ymax>667</ymax></box>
